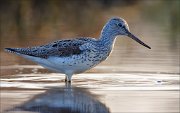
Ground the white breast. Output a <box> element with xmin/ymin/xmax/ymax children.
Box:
<box><xmin>46</xmin><ymin>55</ymin><xmax>97</xmax><ymax>74</ymax></box>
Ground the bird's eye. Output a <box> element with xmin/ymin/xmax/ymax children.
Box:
<box><xmin>118</xmin><ymin>23</ymin><xmax>123</xmax><ymax>27</ymax></box>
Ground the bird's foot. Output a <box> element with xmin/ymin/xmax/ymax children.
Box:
<box><xmin>65</xmin><ymin>76</ymin><xmax>69</xmax><ymax>82</ymax></box>
<box><xmin>65</xmin><ymin>80</ymin><xmax>71</xmax><ymax>83</ymax></box>
<box><xmin>65</xmin><ymin>81</ymin><xmax>71</xmax><ymax>88</ymax></box>
<box><xmin>65</xmin><ymin>76</ymin><xmax>71</xmax><ymax>83</ymax></box>
<box><xmin>65</xmin><ymin>77</ymin><xmax>67</xmax><ymax>82</ymax></box>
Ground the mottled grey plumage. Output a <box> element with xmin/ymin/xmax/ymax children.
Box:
<box><xmin>5</xmin><ymin>17</ymin><xmax>151</xmax><ymax>82</ymax></box>
<box><xmin>6</xmin><ymin>38</ymin><xmax>93</xmax><ymax>58</ymax></box>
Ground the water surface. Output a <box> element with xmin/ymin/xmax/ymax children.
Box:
<box><xmin>1</xmin><ymin>66</ymin><xmax>179</xmax><ymax>113</ymax></box>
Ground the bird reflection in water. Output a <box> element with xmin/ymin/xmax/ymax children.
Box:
<box><xmin>10</xmin><ymin>83</ymin><xmax>110</xmax><ymax>113</ymax></box>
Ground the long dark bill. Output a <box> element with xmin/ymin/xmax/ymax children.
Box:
<box><xmin>127</xmin><ymin>31</ymin><xmax>151</xmax><ymax>49</ymax></box>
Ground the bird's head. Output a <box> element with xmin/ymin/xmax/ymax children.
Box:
<box><xmin>103</xmin><ymin>17</ymin><xmax>151</xmax><ymax>49</ymax></box>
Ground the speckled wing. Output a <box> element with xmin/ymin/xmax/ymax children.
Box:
<box><xmin>5</xmin><ymin>38</ymin><xmax>93</xmax><ymax>59</ymax></box>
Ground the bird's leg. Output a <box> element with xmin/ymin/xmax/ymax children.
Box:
<box><xmin>65</xmin><ymin>73</ymin><xmax>72</xmax><ymax>83</ymax></box>
<box><xmin>65</xmin><ymin>81</ymin><xmax>71</xmax><ymax>88</ymax></box>
<box><xmin>64</xmin><ymin>75</ymin><xmax>68</xmax><ymax>82</ymax></box>
<box><xmin>67</xmin><ymin>76</ymin><xmax>72</xmax><ymax>83</ymax></box>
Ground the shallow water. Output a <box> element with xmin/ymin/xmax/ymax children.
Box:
<box><xmin>1</xmin><ymin>66</ymin><xmax>179</xmax><ymax>113</ymax></box>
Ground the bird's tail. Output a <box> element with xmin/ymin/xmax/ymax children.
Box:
<box><xmin>5</xmin><ymin>47</ymin><xmax>45</xmax><ymax>59</ymax></box>
<box><xmin>5</xmin><ymin>48</ymin><xmax>27</xmax><ymax>55</ymax></box>
<box><xmin>5</xmin><ymin>47</ymin><xmax>45</xmax><ymax>63</ymax></box>
<box><xmin>5</xmin><ymin>48</ymin><xmax>18</xmax><ymax>53</ymax></box>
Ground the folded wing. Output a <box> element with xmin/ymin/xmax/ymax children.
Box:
<box><xmin>5</xmin><ymin>38</ymin><xmax>93</xmax><ymax>59</ymax></box>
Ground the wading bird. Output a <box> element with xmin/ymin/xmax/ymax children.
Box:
<box><xmin>5</xmin><ymin>17</ymin><xmax>151</xmax><ymax>82</ymax></box>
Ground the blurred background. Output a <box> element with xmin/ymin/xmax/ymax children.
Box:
<box><xmin>0</xmin><ymin>0</ymin><xmax>179</xmax><ymax>74</ymax></box>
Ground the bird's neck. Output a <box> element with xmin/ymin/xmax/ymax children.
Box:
<box><xmin>98</xmin><ymin>29</ymin><xmax>117</xmax><ymax>48</ymax></box>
